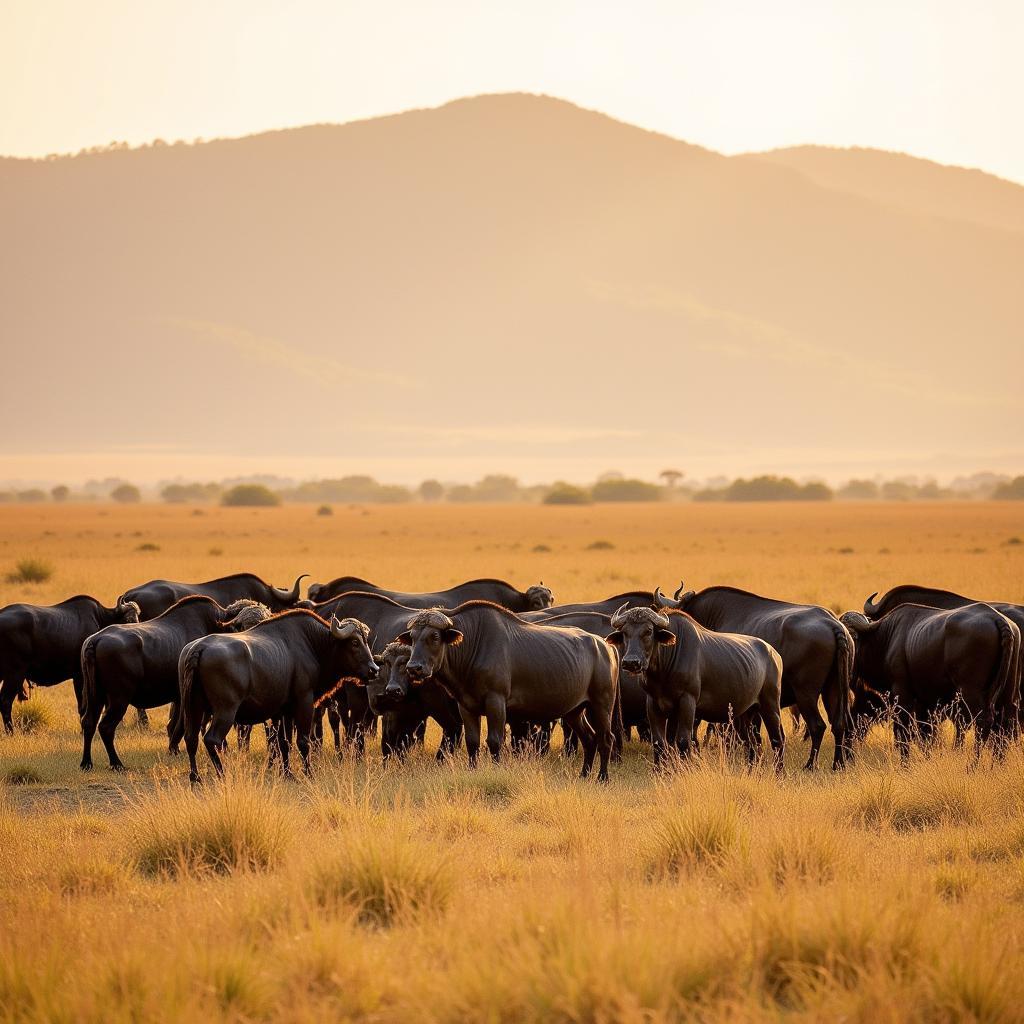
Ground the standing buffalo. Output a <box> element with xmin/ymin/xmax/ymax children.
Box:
<box><xmin>605</xmin><ymin>605</ymin><xmax>785</xmax><ymax>769</ymax></box>
<box><xmin>398</xmin><ymin>601</ymin><xmax>619</xmax><ymax>781</ymax></box>
<box><xmin>305</xmin><ymin>576</ymin><xmax>554</xmax><ymax>611</ymax></box>
<box><xmin>79</xmin><ymin>596</ymin><xmax>270</xmax><ymax>771</ymax></box>
<box><xmin>521</xmin><ymin>591</ymin><xmax>654</xmax><ymax>621</ymax></box>
<box><xmin>180</xmin><ymin>611</ymin><xmax>378</xmax><ymax>782</ymax></box>
<box><xmin>120</xmin><ymin>572</ymin><xmax>307</xmax><ymax>620</ymax></box>
<box><xmin>366</xmin><ymin>641</ymin><xmax>463</xmax><ymax>760</ymax></box>
<box><xmin>0</xmin><ymin>595</ymin><xmax>140</xmax><ymax>733</ymax></box>
<box><xmin>656</xmin><ymin>586</ymin><xmax>853</xmax><ymax>770</ymax></box>
<box><xmin>841</xmin><ymin>604</ymin><xmax>1020</xmax><ymax>759</ymax></box>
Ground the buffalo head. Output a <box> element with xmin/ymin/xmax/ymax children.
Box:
<box><xmin>367</xmin><ymin>641</ymin><xmax>416</xmax><ymax>713</ymax></box>
<box><xmin>526</xmin><ymin>582</ymin><xmax>555</xmax><ymax>610</ymax></box>
<box><xmin>398</xmin><ymin>608</ymin><xmax>463</xmax><ymax>682</ymax></box>
<box><xmin>329</xmin><ymin>615</ymin><xmax>378</xmax><ymax>681</ymax></box>
<box><xmin>604</xmin><ymin>604</ymin><xmax>676</xmax><ymax>675</ymax></box>
<box><xmin>116</xmin><ymin>596</ymin><xmax>141</xmax><ymax>623</ymax></box>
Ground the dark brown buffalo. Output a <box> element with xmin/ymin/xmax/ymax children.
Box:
<box><xmin>398</xmin><ymin>601</ymin><xmax>619</xmax><ymax>780</ymax></box>
<box><xmin>0</xmin><ymin>595</ymin><xmax>140</xmax><ymax>733</ymax></box>
<box><xmin>179</xmin><ymin>611</ymin><xmax>378</xmax><ymax>782</ymax></box>
<box><xmin>306</xmin><ymin>576</ymin><xmax>554</xmax><ymax>611</ymax></box>
<box><xmin>79</xmin><ymin>596</ymin><xmax>270</xmax><ymax>771</ymax></box>
<box><xmin>521</xmin><ymin>591</ymin><xmax>654</xmax><ymax>621</ymax></box>
<box><xmin>365</xmin><ymin>641</ymin><xmax>463</xmax><ymax>760</ymax></box>
<box><xmin>840</xmin><ymin>604</ymin><xmax>1020</xmax><ymax>760</ymax></box>
<box><xmin>605</xmin><ymin>605</ymin><xmax>785</xmax><ymax>769</ymax></box>
<box><xmin>121</xmin><ymin>572</ymin><xmax>307</xmax><ymax>620</ymax></box>
<box><xmin>657</xmin><ymin>586</ymin><xmax>853</xmax><ymax>769</ymax></box>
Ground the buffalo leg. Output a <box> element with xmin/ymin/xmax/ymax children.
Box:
<box><xmin>0</xmin><ymin>678</ymin><xmax>19</xmax><ymax>734</ymax></box>
<box><xmin>483</xmin><ymin>693</ymin><xmax>506</xmax><ymax>764</ymax></box>
<box><xmin>756</xmin><ymin>699</ymin><xmax>786</xmax><ymax>774</ymax></box>
<box><xmin>561</xmin><ymin>719</ymin><xmax>578</xmax><ymax>756</ymax></box>
<box><xmin>794</xmin><ymin>696</ymin><xmax>827</xmax><ymax>771</ymax></box>
<box><xmin>295</xmin><ymin>706</ymin><xmax>314</xmax><ymax>776</ymax></box>
<box><xmin>203</xmin><ymin>712</ymin><xmax>237</xmax><ymax>776</ymax></box>
<box><xmin>134</xmin><ymin>706</ymin><xmax>150</xmax><ymax>730</ymax></box>
<box><xmin>185</xmin><ymin>719</ymin><xmax>203</xmax><ymax>785</ymax></box>
<box><xmin>97</xmin><ymin>697</ymin><xmax>131</xmax><ymax>771</ymax></box>
<box><xmin>167</xmin><ymin>701</ymin><xmax>182</xmax><ymax>754</ymax></box>
<box><xmin>236</xmin><ymin>724</ymin><xmax>253</xmax><ymax>751</ymax></box>
<box><xmin>327</xmin><ymin>702</ymin><xmax>343</xmax><ymax>751</ymax></box>
<box><xmin>647</xmin><ymin>697</ymin><xmax>671</xmax><ymax>769</ymax></box>
<box><xmin>564</xmin><ymin>707</ymin><xmax>597</xmax><ymax>778</ymax></box>
<box><xmin>892</xmin><ymin>700</ymin><xmax>914</xmax><ymax>764</ymax></box>
<box><xmin>675</xmin><ymin>694</ymin><xmax>697</xmax><ymax>764</ymax></box>
<box><xmin>80</xmin><ymin>695</ymin><xmax>101</xmax><ymax>770</ymax></box>
<box><xmin>460</xmin><ymin>706</ymin><xmax>482</xmax><ymax>767</ymax></box>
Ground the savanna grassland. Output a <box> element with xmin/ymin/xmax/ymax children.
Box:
<box><xmin>2</xmin><ymin>500</ymin><xmax>1024</xmax><ymax>1023</ymax></box>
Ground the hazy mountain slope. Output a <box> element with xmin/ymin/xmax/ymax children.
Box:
<box><xmin>746</xmin><ymin>145</ymin><xmax>1024</xmax><ymax>234</ymax></box>
<box><xmin>1</xmin><ymin>94</ymin><xmax>1021</xmax><ymax>475</ymax></box>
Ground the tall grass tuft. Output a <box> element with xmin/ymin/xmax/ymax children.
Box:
<box><xmin>125</xmin><ymin>772</ymin><xmax>295</xmax><ymax>877</ymax></box>
<box><xmin>12</xmin><ymin>695</ymin><xmax>57</xmax><ymax>733</ymax></box>
<box><xmin>308</xmin><ymin>829</ymin><xmax>453</xmax><ymax>926</ymax></box>
<box><xmin>5</xmin><ymin>557</ymin><xmax>53</xmax><ymax>584</ymax></box>
<box><xmin>646</xmin><ymin>801</ymin><xmax>744</xmax><ymax>878</ymax></box>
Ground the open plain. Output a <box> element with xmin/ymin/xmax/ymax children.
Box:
<box><xmin>2</xmin><ymin>500</ymin><xmax>1024</xmax><ymax>1023</ymax></box>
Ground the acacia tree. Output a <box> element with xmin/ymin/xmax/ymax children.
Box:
<box><xmin>659</xmin><ymin>469</ymin><xmax>684</xmax><ymax>488</ymax></box>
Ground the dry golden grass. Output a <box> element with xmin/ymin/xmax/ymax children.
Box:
<box><xmin>1</xmin><ymin>500</ymin><xmax>1024</xmax><ymax>1022</ymax></box>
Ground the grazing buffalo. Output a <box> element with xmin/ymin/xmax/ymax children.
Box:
<box><xmin>121</xmin><ymin>572</ymin><xmax>307</xmax><ymax>620</ymax></box>
<box><xmin>605</xmin><ymin>605</ymin><xmax>785</xmax><ymax>769</ymax></box>
<box><xmin>840</xmin><ymin>604</ymin><xmax>1020</xmax><ymax>759</ymax></box>
<box><xmin>0</xmin><ymin>595</ymin><xmax>140</xmax><ymax>733</ymax></box>
<box><xmin>306</xmin><ymin>576</ymin><xmax>554</xmax><ymax>611</ymax></box>
<box><xmin>656</xmin><ymin>586</ymin><xmax>853</xmax><ymax>770</ymax></box>
<box><xmin>398</xmin><ymin>601</ymin><xmax>619</xmax><ymax>780</ymax></box>
<box><xmin>521</xmin><ymin>591</ymin><xmax>654</xmax><ymax>621</ymax></box>
<box><xmin>365</xmin><ymin>642</ymin><xmax>463</xmax><ymax>760</ymax></box>
<box><xmin>180</xmin><ymin>611</ymin><xmax>378</xmax><ymax>782</ymax></box>
<box><xmin>79</xmin><ymin>596</ymin><xmax>270</xmax><ymax>771</ymax></box>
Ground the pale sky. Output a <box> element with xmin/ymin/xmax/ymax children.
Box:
<box><xmin>2</xmin><ymin>0</ymin><xmax>1022</xmax><ymax>182</ymax></box>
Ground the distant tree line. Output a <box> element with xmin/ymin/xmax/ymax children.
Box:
<box><xmin>2</xmin><ymin>472</ymin><xmax>1022</xmax><ymax>506</ymax></box>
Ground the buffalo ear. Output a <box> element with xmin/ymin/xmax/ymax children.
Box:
<box><xmin>605</xmin><ymin>630</ymin><xmax>624</xmax><ymax>647</ymax></box>
<box><xmin>655</xmin><ymin>628</ymin><xmax>676</xmax><ymax>647</ymax></box>
<box><xmin>396</xmin><ymin>630</ymin><xmax>413</xmax><ymax>645</ymax></box>
<box><xmin>443</xmin><ymin>628</ymin><xmax>464</xmax><ymax>647</ymax></box>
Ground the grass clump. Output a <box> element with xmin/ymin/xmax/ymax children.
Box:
<box><xmin>12</xmin><ymin>695</ymin><xmax>57</xmax><ymax>733</ymax></box>
<box><xmin>125</xmin><ymin>774</ymin><xmax>295</xmax><ymax>877</ymax></box>
<box><xmin>316</xmin><ymin>505</ymin><xmax>333</xmax><ymax>516</ymax></box>
<box><xmin>309</xmin><ymin>831</ymin><xmax>453</xmax><ymax>926</ymax></box>
<box><xmin>58</xmin><ymin>858</ymin><xmax>129</xmax><ymax>898</ymax></box>
<box><xmin>646</xmin><ymin>802</ymin><xmax>744</xmax><ymax>878</ymax></box>
<box><xmin>135</xmin><ymin>542</ymin><xmax>160</xmax><ymax>552</ymax></box>
<box><xmin>586</xmin><ymin>539</ymin><xmax>615</xmax><ymax>550</ymax></box>
<box><xmin>5</xmin><ymin>763</ymin><xmax>43</xmax><ymax>785</ymax></box>
<box><xmin>5</xmin><ymin>557</ymin><xmax>53</xmax><ymax>584</ymax></box>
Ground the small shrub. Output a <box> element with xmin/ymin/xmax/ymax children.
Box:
<box><xmin>532</xmin><ymin>544</ymin><xmax>551</xmax><ymax>553</ymax></box>
<box><xmin>221</xmin><ymin>484</ymin><xmax>280</xmax><ymax>507</ymax></box>
<box><xmin>1005</xmin><ymin>536</ymin><xmax>1022</xmax><ymax>546</ymax></box>
<box><xmin>316</xmin><ymin>505</ymin><xmax>333</xmax><ymax>516</ymax></box>
<box><xmin>110</xmin><ymin>483</ymin><xmax>141</xmax><ymax>504</ymax></box>
<box><xmin>5</xmin><ymin>558</ymin><xmax>53</xmax><ymax>584</ymax></box>
<box><xmin>58</xmin><ymin>859</ymin><xmax>128</xmax><ymax>898</ymax></box>
<box><xmin>135</xmin><ymin>542</ymin><xmax>160</xmax><ymax>552</ymax></box>
<box><xmin>837</xmin><ymin>546</ymin><xmax>855</xmax><ymax>554</ymax></box>
<box><xmin>585</xmin><ymin>539</ymin><xmax>615</xmax><ymax>551</ymax></box>
<box><xmin>543</xmin><ymin>483</ymin><xmax>592</xmax><ymax>505</ymax></box>
<box><xmin>5</xmin><ymin>764</ymin><xmax>43</xmax><ymax>785</ymax></box>
<box><xmin>208</xmin><ymin>546</ymin><xmax>223</xmax><ymax>556</ymax></box>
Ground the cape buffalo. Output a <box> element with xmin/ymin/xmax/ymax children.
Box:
<box><xmin>305</xmin><ymin>576</ymin><xmax>554</xmax><ymax>611</ymax></box>
<box><xmin>521</xmin><ymin>591</ymin><xmax>654</xmax><ymax>621</ymax></box>
<box><xmin>656</xmin><ymin>586</ymin><xmax>853</xmax><ymax>770</ymax></box>
<box><xmin>0</xmin><ymin>595</ymin><xmax>140</xmax><ymax>733</ymax></box>
<box><xmin>605</xmin><ymin>605</ymin><xmax>785</xmax><ymax>769</ymax></box>
<box><xmin>121</xmin><ymin>572</ymin><xmax>307</xmax><ymax>620</ymax></box>
<box><xmin>79</xmin><ymin>596</ymin><xmax>270</xmax><ymax>771</ymax></box>
<box><xmin>366</xmin><ymin>641</ymin><xmax>463</xmax><ymax>760</ymax></box>
<box><xmin>179</xmin><ymin>610</ymin><xmax>378</xmax><ymax>782</ymax></box>
<box><xmin>840</xmin><ymin>604</ymin><xmax>1020</xmax><ymax>760</ymax></box>
<box><xmin>398</xmin><ymin>601</ymin><xmax>619</xmax><ymax>781</ymax></box>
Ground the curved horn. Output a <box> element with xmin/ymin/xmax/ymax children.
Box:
<box><xmin>839</xmin><ymin>610</ymin><xmax>872</xmax><ymax>634</ymax></box>
<box><xmin>272</xmin><ymin>573</ymin><xmax>309</xmax><ymax>603</ymax></box>
<box><xmin>609</xmin><ymin>602</ymin><xmax>631</xmax><ymax>628</ymax></box>
<box><xmin>863</xmin><ymin>592</ymin><xmax>882</xmax><ymax>618</ymax></box>
<box><xmin>653</xmin><ymin>587</ymin><xmax>675</xmax><ymax>609</ymax></box>
<box><xmin>330</xmin><ymin>615</ymin><xmax>357</xmax><ymax>640</ymax></box>
<box><xmin>651</xmin><ymin>608</ymin><xmax>671</xmax><ymax>628</ymax></box>
<box><xmin>673</xmin><ymin>580</ymin><xmax>686</xmax><ymax>602</ymax></box>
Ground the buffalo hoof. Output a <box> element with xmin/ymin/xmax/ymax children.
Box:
<box><xmin>110</xmin><ymin>763</ymin><xmax>128</xmax><ymax>773</ymax></box>
<box><xmin>597</xmin><ymin>772</ymin><xmax>610</xmax><ymax>784</ymax></box>
<box><xmin>189</xmin><ymin>773</ymin><xmax>202</xmax><ymax>788</ymax></box>
<box><xmin>80</xmin><ymin>761</ymin><xmax>93</xmax><ymax>772</ymax></box>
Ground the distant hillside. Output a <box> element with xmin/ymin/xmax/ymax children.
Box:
<box><xmin>745</xmin><ymin>145</ymin><xmax>1024</xmax><ymax>234</ymax></box>
<box><xmin>2</xmin><ymin>93</ymin><xmax>1022</xmax><ymax>477</ymax></box>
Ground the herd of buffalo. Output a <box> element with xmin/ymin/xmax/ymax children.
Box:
<box><xmin>0</xmin><ymin>572</ymin><xmax>1021</xmax><ymax>783</ymax></box>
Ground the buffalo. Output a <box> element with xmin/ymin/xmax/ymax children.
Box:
<box><xmin>79</xmin><ymin>596</ymin><xmax>270</xmax><ymax>771</ymax></box>
<box><xmin>841</xmin><ymin>604</ymin><xmax>1020</xmax><ymax>759</ymax></box>
<box><xmin>179</xmin><ymin>610</ymin><xmax>378</xmax><ymax>782</ymax></box>
<box><xmin>121</xmin><ymin>572</ymin><xmax>307</xmax><ymax>620</ymax></box>
<box><xmin>0</xmin><ymin>595</ymin><xmax>140</xmax><ymax>733</ymax></box>
<box><xmin>656</xmin><ymin>586</ymin><xmax>853</xmax><ymax>769</ymax></box>
<box><xmin>306</xmin><ymin>576</ymin><xmax>554</xmax><ymax>611</ymax></box>
<box><xmin>605</xmin><ymin>605</ymin><xmax>785</xmax><ymax>769</ymax></box>
<box><xmin>398</xmin><ymin>601</ymin><xmax>619</xmax><ymax>780</ymax></box>
<box><xmin>521</xmin><ymin>590</ymin><xmax>654</xmax><ymax>620</ymax></box>
<box><xmin>366</xmin><ymin>641</ymin><xmax>463</xmax><ymax>760</ymax></box>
